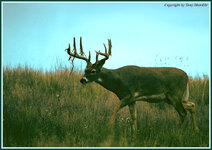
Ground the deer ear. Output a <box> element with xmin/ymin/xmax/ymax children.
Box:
<box><xmin>86</xmin><ymin>61</ymin><xmax>92</xmax><ymax>67</ymax></box>
<box><xmin>96</xmin><ymin>59</ymin><xmax>106</xmax><ymax>69</ymax></box>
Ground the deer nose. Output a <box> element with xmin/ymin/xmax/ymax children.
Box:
<box><xmin>80</xmin><ymin>77</ymin><xmax>88</xmax><ymax>84</ymax></box>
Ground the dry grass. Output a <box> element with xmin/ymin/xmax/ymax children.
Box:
<box><xmin>3</xmin><ymin>65</ymin><xmax>209</xmax><ymax>147</ymax></box>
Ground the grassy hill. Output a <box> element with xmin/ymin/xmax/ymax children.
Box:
<box><xmin>3</xmin><ymin>65</ymin><xmax>209</xmax><ymax>147</ymax></box>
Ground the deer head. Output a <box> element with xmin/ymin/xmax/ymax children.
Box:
<box><xmin>65</xmin><ymin>37</ymin><xmax>112</xmax><ymax>84</ymax></box>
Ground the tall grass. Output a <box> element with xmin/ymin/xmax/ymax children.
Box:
<box><xmin>3</xmin><ymin>65</ymin><xmax>209</xmax><ymax>147</ymax></box>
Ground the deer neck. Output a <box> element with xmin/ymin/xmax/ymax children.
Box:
<box><xmin>95</xmin><ymin>68</ymin><xmax>116</xmax><ymax>91</ymax></box>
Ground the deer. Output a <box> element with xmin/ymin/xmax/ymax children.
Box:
<box><xmin>65</xmin><ymin>37</ymin><xmax>199</xmax><ymax>132</ymax></box>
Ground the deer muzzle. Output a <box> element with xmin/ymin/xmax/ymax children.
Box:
<box><xmin>80</xmin><ymin>77</ymin><xmax>88</xmax><ymax>84</ymax></box>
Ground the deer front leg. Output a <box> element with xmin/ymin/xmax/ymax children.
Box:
<box><xmin>108</xmin><ymin>96</ymin><xmax>130</xmax><ymax>126</ymax></box>
<box><xmin>128</xmin><ymin>102</ymin><xmax>137</xmax><ymax>132</ymax></box>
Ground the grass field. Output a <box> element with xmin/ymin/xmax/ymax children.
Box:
<box><xmin>3</xmin><ymin>65</ymin><xmax>210</xmax><ymax>147</ymax></box>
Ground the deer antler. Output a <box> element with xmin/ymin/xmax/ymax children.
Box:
<box><xmin>96</xmin><ymin>39</ymin><xmax>112</xmax><ymax>64</ymax></box>
<box><xmin>65</xmin><ymin>37</ymin><xmax>91</xmax><ymax>63</ymax></box>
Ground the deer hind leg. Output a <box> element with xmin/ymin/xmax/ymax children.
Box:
<box><xmin>182</xmin><ymin>101</ymin><xmax>199</xmax><ymax>132</ymax></box>
<box><xmin>167</xmin><ymin>95</ymin><xmax>187</xmax><ymax>125</ymax></box>
<box><xmin>176</xmin><ymin>103</ymin><xmax>187</xmax><ymax>124</ymax></box>
<box><xmin>128</xmin><ymin>102</ymin><xmax>137</xmax><ymax>132</ymax></box>
<box><xmin>182</xmin><ymin>82</ymin><xmax>199</xmax><ymax>132</ymax></box>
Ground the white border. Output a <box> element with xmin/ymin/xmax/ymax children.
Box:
<box><xmin>1</xmin><ymin>147</ymin><xmax>211</xmax><ymax>149</ymax></box>
<box><xmin>1</xmin><ymin>1</ymin><xmax>4</xmax><ymax>149</ymax></box>
<box><xmin>1</xmin><ymin>1</ymin><xmax>211</xmax><ymax>149</ymax></box>
<box><xmin>0</xmin><ymin>1</ymin><xmax>184</xmax><ymax>3</ymax></box>
<box><xmin>209</xmin><ymin>1</ymin><xmax>211</xmax><ymax>148</ymax></box>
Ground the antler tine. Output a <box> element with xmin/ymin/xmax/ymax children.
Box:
<box><xmin>96</xmin><ymin>51</ymin><xmax>109</xmax><ymax>58</ymax></box>
<box><xmin>80</xmin><ymin>37</ymin><xmax>84</xmax><ymax>56</ymax></box>
<box><xmin>73</xmin><ymin>37</ymin><xmax>77</xmax><ymax>55</ymax></box>
<box><xmin>95</xmin><ymin>39</ymin><xmax>112</xmax><ymax>65</ymax></box>
<box><xmin>88</xmin><ymin>51</ymin><xmax>91</xmax><ymax>62</ymax></box>
<box><xmin>108</xmin><ymin>39</ymin><xmax>112</xmax><ymax>55</ymax></box>
<box><xmin>65</xmin><ymin>37</ymin><xmax>90</xmax><ymax>63</ymax></box>
<box><xmin>65</xmin><ymin>43</ymin><xmax>70</xmax><ymax>54</ymax></box>
<box><xmin>96</xmin><ymin>39</ymin><xmax>112</xmax><ymax>59</ymax></box>
<box><xmin>65</xmin><ymin>43</ymin><xmax>72</xmax><ymax>61</ymax></box>
<box><xmin>103</xmin><ymin>43</ymin><xmax>107</xmax><ymax>54</ymax></box>
<box><xmin>96</xmin><ymin>53</ymin><xmax>99</xmax><ymax>64</ymax></box>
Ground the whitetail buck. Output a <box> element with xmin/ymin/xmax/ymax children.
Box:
<box><xmin>65</xmin><ymin>37</ymin><xmax>199</xmax><ymax>132</ymax></box>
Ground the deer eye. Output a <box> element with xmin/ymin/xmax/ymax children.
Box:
<box><xmin>91</xmin><ymin>69</ymin><xmax>96</xmax><ymax>74</ymax></box>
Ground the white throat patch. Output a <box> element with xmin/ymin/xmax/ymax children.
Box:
<box><xmin>134</xmin><ymin>92</ymin><xmax>140</xmax><ymax>97</ymax></box>
<box><xmin>97</xmin><ymin>77</ymin><xmax>103</xmax><ymax>83</ymax></box>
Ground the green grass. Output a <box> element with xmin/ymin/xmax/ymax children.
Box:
<box><xmin>3</xmin><ymin>65</ymin><xmax>209</xmax><ymax>147</ymax></box>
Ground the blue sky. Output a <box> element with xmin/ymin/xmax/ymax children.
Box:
<box><xmin>2</xmin><ymin>2</ymin><xmax>210</xmax><ymax>77</ymax></box>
